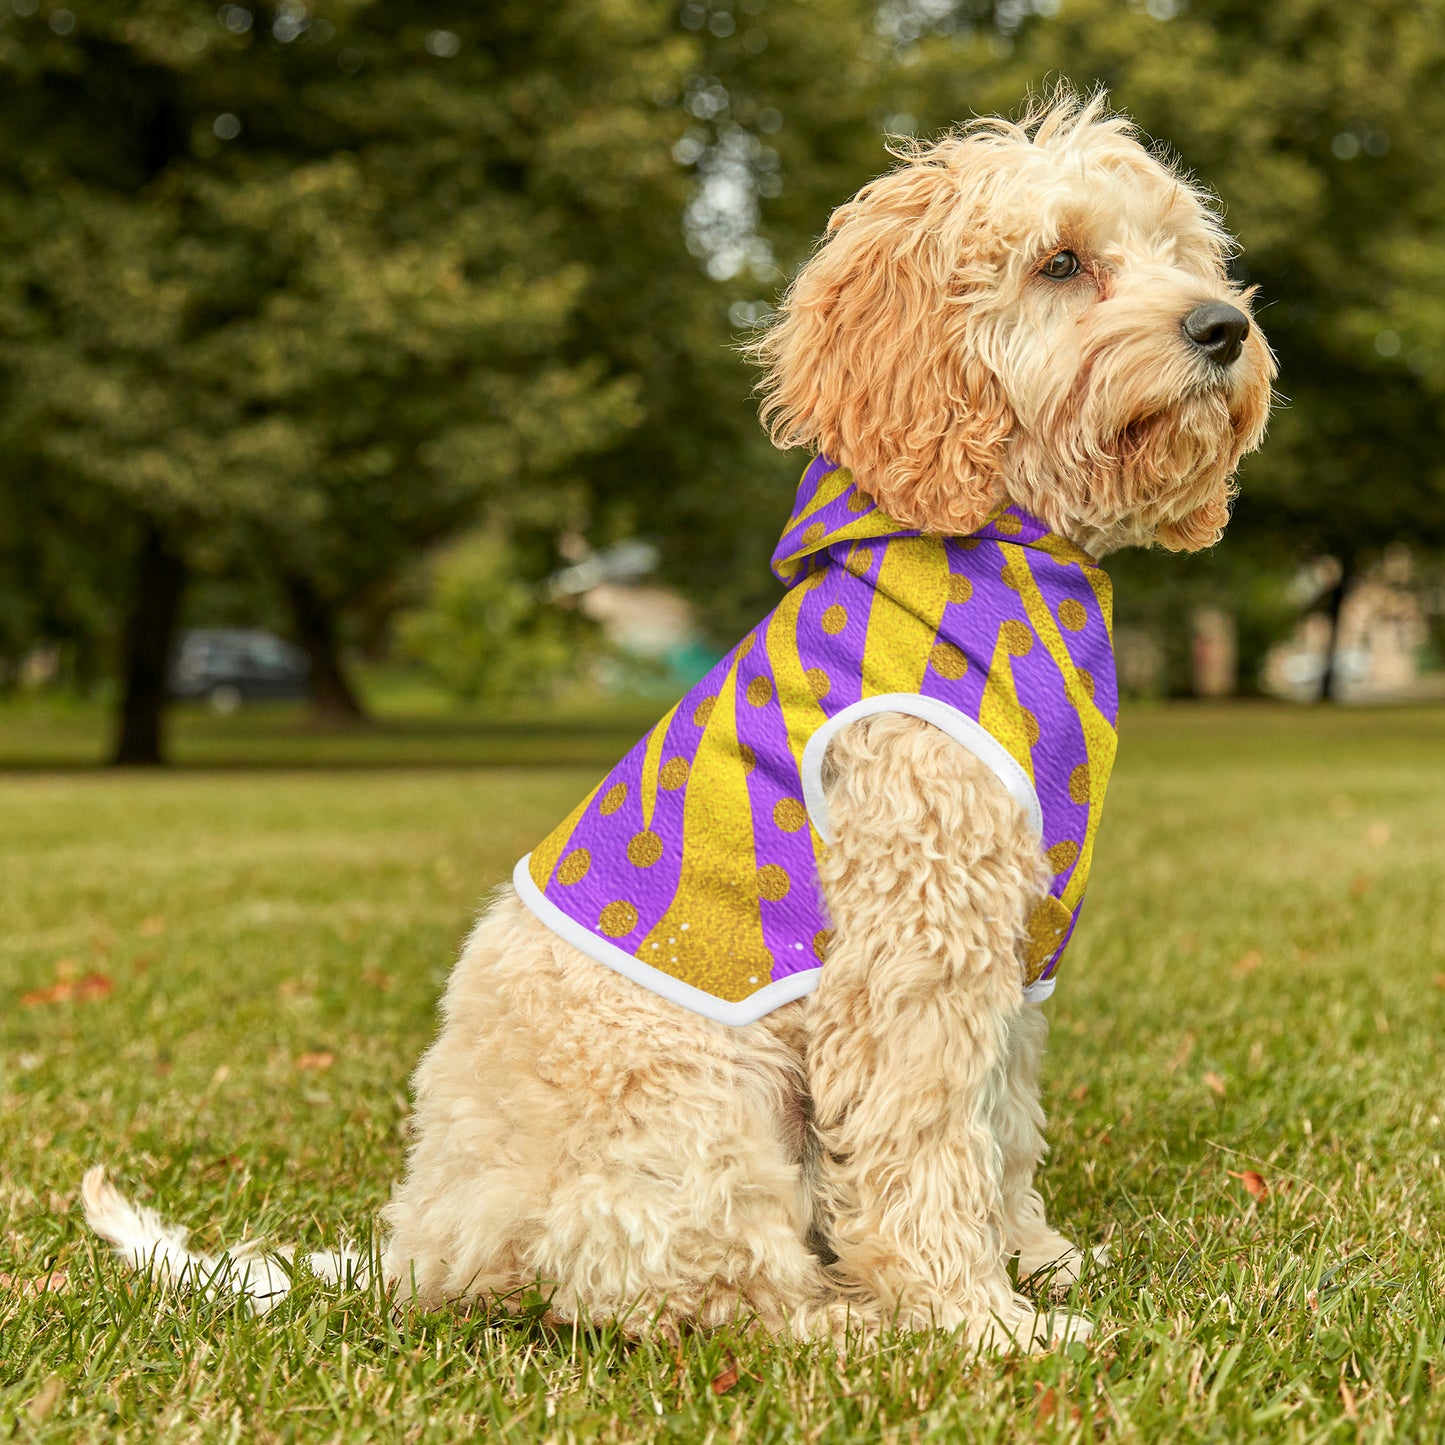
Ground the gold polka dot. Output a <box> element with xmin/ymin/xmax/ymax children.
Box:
<box><xmin>846</xmin><ymin>488</ymin><xmax>873</xmax><ymax>513</ymax></box>
<box><xmin>737</xmin><ymin>744</ymin><xmax>757</xmax><ymax>775</ymax></box>
<box><xmin>773</xmin><ymin>798</ymin><xmax>808</xmax><ymax>832</ymax></box>
<box><xmin>845</xmin><ymin>547</ymin><xmax>872</xmax><ymax>576</ymax></box>
<box><xmin>993</xmin><ymin>512</ymin><xmax>1023</xmax><ymax>535</ymax></box>
<box><xmin>947</xmin><ymin>574</ymin><xmax>974</xmax><ymax>604</ymax></box>
<box><xmin>598</xmin><ymin>900</ymin><xmax>638</xmax><ymax>937</ymax></box>
<box><xmin>659</xmin><ymin>757</ymin><xmax>690</xmax><ymax>790</ymax></box>
<box><xmin>1058</xmin><ymin>598</ymin><xmax>1088</xmax><ymax>631</ymax></box>
<box><xmin>1047</xmin><ymin>840</ymin><xmax>1080</xmax><ymax>874</ymax></box>
<box><xmin>627</xmin><ymin>831</ymin><xmax>663</xmax><ymax>867</ymax></box>
<box><xmin>821</xmin><ymin>604</ymin><xmax>848</xmax><ymax>634</ymax></box>
<box><xmin>746</xmin><ymin>675</ymin><xmax>774</xmax><ymax>707</ymax></box>
<box><xmin>1076</xmin><ymin>669</ymin><xmax>1095</xmax><ymax>700</ymax></box>
<box><xmin>930</xmin><ymin>642</ymin><xmax>968</xmax><ymax>680</ymax></box>
<box><xmin>1000</xmin><ymin>620</ymin><xmax>1033</xmax><ymax>656</ymax></box>
<box><xmin>813</xmin><ymin>929</ymin><xmax>834</xmax><ymax>961</ymax></box>
<box><xmin>805</xmin><ymin>667</ymin><xmax>831</xmax><ymax>700</ymax></box>
<box><xmin>1022</xmin><ymin>709</ymin><xmax>1040</xmax><ymax>747</ymax></box>
<box><xmin>957</xmin><ymin>538</ymin><xmax>980</xmax><ymax>551</ymax></box>
<box><xmin>692</xmin><ymin>696</ymin><xmax>717</xmax><ymax>727</ymax></box>
<box><xmin>599</xmin><ymin>783</ymin><xmax>627</xmax><ymax>815</ymax></box>
<box><xmin>557</xmin><ymin>848</ymin><xmax>590</xmax><ymax>885</ymax></box>
<box><xmin>1001</xmin><ymin>561</ymin><xmax>1028</xmax><ymax>591</ymax></box>
<box><xmin>801</xmin><ymin>522</ymin><xmax>826</xmax><ymax>545</ymax></box>
<box><xmin>736</xmin><ymin>634</ymin><xmax>755</xmax><ymax>659</ymax></box>
<box><xmin>1069</xmin><ymin>764</ymin><xmax>1091</xmax><ymax>805</ymax></box>
<box><xmin>757</xmin><ymin>864</ymin><xmax>791</xmax><ymax>901</ymax></box>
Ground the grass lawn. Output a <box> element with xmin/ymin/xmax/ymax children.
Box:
<box><xmin>2</xmin><ymin>701</ymin><xmax>1443</xmax><ymax>1442</ymax></box>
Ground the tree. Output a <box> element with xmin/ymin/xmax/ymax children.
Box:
<box><xmin>0</xmin><ymin>0</ymin><xmax>692</xmax><ymax>758</ymax></box>
<box><xmin>888</xmin><ymin>0</ymin><xmax>1445</xmax><ymax>690</ymax></box>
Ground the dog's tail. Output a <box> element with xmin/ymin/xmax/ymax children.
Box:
<box><xmin>81</xmin><ymin>1166</ymin><xmax>368</xmax><ymax>1315</ymax></box>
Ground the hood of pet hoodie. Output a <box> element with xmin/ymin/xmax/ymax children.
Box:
<box><xmin>513</xmin><ymin>456</ymin><xmax>1120</xmax><ymax>1026</ymax></box>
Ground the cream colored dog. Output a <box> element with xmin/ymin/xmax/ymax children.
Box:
<box><xmin>85</xmin><ymin>92</ymin><xmax>1273</xmax><ymax>1351</ymax></box>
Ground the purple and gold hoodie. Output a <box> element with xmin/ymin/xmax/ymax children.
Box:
<box><xmin>513</xmin><ymin>457</ymin><xmax>1119</xmax><ymax>1026</ymax></box>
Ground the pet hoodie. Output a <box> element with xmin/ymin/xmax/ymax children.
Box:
<box><xmin>513</xmin><ymin>456</ymin><xmax>1119</xmax><ymax>1026</ymax></box>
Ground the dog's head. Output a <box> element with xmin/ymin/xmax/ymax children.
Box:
<box><xmin>752</xmin><ymin>91</ymin><xmax>1275</xmax><ymax>554</ymax></box>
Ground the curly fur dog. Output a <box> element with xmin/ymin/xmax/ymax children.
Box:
<box><xmin>85</xmin><ymin>92</ymin><xmax>1274</xmax><ymax>1351</ymax></box>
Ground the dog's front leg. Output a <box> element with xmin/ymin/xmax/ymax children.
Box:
<box><xmin>807</xmin><ymin>713</ymin><xmax>1088</xmax><ymax>1350</ymax></box>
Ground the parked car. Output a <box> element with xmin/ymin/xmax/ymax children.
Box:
<box><xmin>169</xmin><ymin>629</ymin><xmax>310</xmax><ymax>712</ymax></box>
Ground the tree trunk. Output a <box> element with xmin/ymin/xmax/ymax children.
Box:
<box><xmin>284</xmin><ymin>572</ymin><xmax>367</xmax><ymax>724</ymax></box>
<box><xmin>111</xmin><ymin>523</ymin><xmax>187</xmax><ymax>766</ymax></box>
<box><xmin>1317</xmin><ymin>555</ymin><xmax>1354</xmax><ymax>703</ymax></box>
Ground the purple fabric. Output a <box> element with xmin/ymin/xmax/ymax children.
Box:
<box><xmin>518</xmin><ymin>459</ymin><xmax>1119</xmax><ymax>1019</ymax></box>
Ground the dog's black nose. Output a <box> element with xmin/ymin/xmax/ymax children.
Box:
<box><xmin>1182</xmin><ymin>302</ymin><xmax>1250</xmax><ymax>366</ymax></box>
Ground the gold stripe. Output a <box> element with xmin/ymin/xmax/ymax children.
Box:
<box><xmin>1030</xmin><ymin>532</ymin><xmax>1098</xmax><ymax>568</ymax></box>
<box><xmin>978</xmin><ymin>637</ymin><xmax>1036</xmax><ymax>784</ymax></box>
<box><xmin>635</xmin><ymin>660</ymin><xmax>768</xmax><ymax>1002</ymax></box>
<box><xmin>775</xmin><ymin>501</ymin><xmax>905</xmax><ymax>580</ymax></box>
<box><xmin>637</xmin><ymin>703</ymin><xmax>679</xmax><ymax>830</ymax></box>
<box><xmin>860</xmin><ymin>536</ymin><xmax>950</xmax><ymax>698</ymax></box>
<box><xmin>1004</xmin><ymin>550</ymin><xmax>1117</xmax><ymax>914</ymax></box>
<box><xmin>765</xmin><ymin>585</ymin><xmax>827</xmax><ymax>766</ymax></box>
<box><xmin>527</xmin><ymin>782</ymin><xmax>602</xmax><ymax>891</ymax></box>
<box><xmin>783</xmin><ymin>464</ymin><xmax>856</xmax><ymax>533</ymax></box>
<box><xmin>1083</xmin><ymin>566</ymin><xmax>1115</xmax><ymax>639</ymax></box>
<box><xmin>764</xmin><ymin>579</ymin><xmax>828</xmax><ymax>870</ymax></box>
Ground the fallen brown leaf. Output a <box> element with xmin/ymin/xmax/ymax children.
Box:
<box><xmin>0</xmin><ymin>1267</ymin><xmax>70</xmax><ymax>1298</ymax></box>
<box><xmin>1228</xmin><ymin>1169</ymin><xmax>1268</xmax><ymax>1201</ymax></box>
<box><xmin>1204</xmin><ymin>1071</ymin><xmax>1227</xmax><ymax>1098</ymax></box>
<box><xmin>710</xmin><ymin>1356</ymin><xmax>739</xmax><ymax>1396</ymax></box>
<box><xmin>295</xmin><ymin>1051</ymin><xmax>334</xmax><ymax>1071</ymax></box>
<box><xmin>1034</xmin><ymin>1386</ymin><xmax>1058</xmax><ymax>1425</ymax></box>
<box><xmin>361</xmin><ymin>969</ymin><xmax>394</xmax><ymax>992</ymax></box>
<box><xmin>21</xmin><ymin>982</ymin><xmax>69</xmax><ymax>1007</ymax></box>
<box><xmin>1069</xmin><ymin>1083</ymin><xmax>1089</xmax><ymax>1103</ymax></box>
<box><xmin>1231</xmin><ymin>950</ymin><xmax>1263</xmax><ymax>978</ymax></box>
<box><xmin>1348</xmin><ymin>875</ymin><xmax>1372</xmax><ymax>898</ymax></box>
<box><xmin>21</xmin><ymin>973</ymin><xmax>112</xmax><ymax>1007</ymax></box>
<box><xmin>138</xmin><ymin>915</ymin><xmax>166</xmax><ymax>937</ymax></box>
<box><xmin>1433</xmin><ymin>973</ymin><xmax>1445</xmax><ymax>990</ymax></box>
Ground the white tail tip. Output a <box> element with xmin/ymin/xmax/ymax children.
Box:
<box><xmin>81</xmin><ymin>1166</ymin><xmax>368</xmax><ymax>1315</ymax></box>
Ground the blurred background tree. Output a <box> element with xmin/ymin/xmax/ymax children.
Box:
<box><xmin>1</xmin><ymin>0</ymin><xmax>1442</xmax><ymax>761</ymax></box>
<box><xmin>882</xmin><ymin>0</ymin><xmax>1445</xmax><ymax>692</ymax></box>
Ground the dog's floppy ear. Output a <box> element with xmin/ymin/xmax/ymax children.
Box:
<box><xmin>751</xmin><ymin>145</ymin><xmax>1013</xmax><ymax>535</ymax></box>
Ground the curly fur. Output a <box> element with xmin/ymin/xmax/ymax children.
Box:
<box><xmin>85</xmin><ymin>89</ymin><xmax>1273</xmax><ymax>1354</ymax></box>
<box><xmin>750</xmin><ymin>91</ymin><xmax>1273</xmax><ymax>553</ymax></box>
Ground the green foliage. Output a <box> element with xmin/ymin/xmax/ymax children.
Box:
<box><xmin>0</xmin><ymin>0</ymin><xmax>685</xmax><ymax>624</ymax></box>
<box><xmin>396</xmin><ymin>533</ymin><xmax>598</xmax><ymax>705</ymax></box>
<box><xmin>2</xmin><ymin>703</ymin><xmax>1443</xmax><ymax>1438</ymax></box>
<box><xmin>894</xmin><ymin>0</ymin><xmax>1445</xmax><ymax>566</ymax></box>
<box><xmin>5</xmin><ymin>0</ymin><xmax>1445</xmax><ymax>704</ymax></box>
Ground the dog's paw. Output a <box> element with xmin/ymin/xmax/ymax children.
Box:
<box><xmin>1018</xmin><ymin>1239</ymin><xmax>1110</xmax><ymax>1294</ymax></box>
<box><xmin>970</xmin><ymin>1296</ymin><xmax>1093</xmax><ymax>1353</ymax></box>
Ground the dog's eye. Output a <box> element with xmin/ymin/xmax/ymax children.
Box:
<box><xmin>1041</xmin><ymin>250</ymin><xmax>1081</xmax><ymax>280</ymax></box>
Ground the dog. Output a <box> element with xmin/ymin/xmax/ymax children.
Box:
<box><xmin>85</xmin><ymin>90</ymin><xmax>1273</xmax><ymax>1352</ymax></box>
